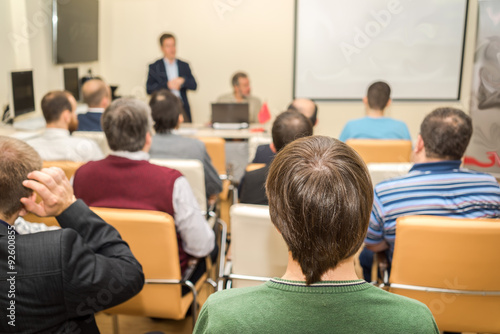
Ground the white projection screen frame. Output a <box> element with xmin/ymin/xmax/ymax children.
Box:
<box><xmin>294</xmin><ymin>0</ymin><xmax>468</xmax><ymax>101</ymax></box>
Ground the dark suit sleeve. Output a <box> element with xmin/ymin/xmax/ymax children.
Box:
<box><xmin>56</xmin><ymin>200</ymin><xmax>144</xmax><ymax>316</ymax></box>
<box><xmin>146</xmin><ymin>61</ymin><xmax>168</xmax><ymax>94</ymax></box>
<box><xmin>180</xmin><ymin>61</ymin><xmax>197</xmax><ymax>91</ymax></box>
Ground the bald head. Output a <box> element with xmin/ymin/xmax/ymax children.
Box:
<box><xmin>82</xmin><ymin>79</ymin><xmax>111</xmax><ymax>108</ymax></box>
<box><xmin>289</xmin><ymin>98</ymin><xmax>318</xmax><ymax>126</ymax></box>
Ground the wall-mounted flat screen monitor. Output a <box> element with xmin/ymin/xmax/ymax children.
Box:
<box><xmin>10</xmin><ymin>71</ymin><xmax>35</xmax><ymax>118</ymax></box>
<box><xmin>294</xmin><ymin>0</ymin><xmax>468</xmax><ymax>100</ymax></box>
<box><xmin>64</xmin><ymin>67</ymin><xmax>80</xmax><ymax>101</ymax></box>
<box><xmin>53</xmin><ymin>0</ymin><xmax>99</xmax><ymax>64</ymax></box>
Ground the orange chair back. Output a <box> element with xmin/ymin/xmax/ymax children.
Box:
<box><xmin>245</xmin><ymin>163</ymin><xmax>266</xmax><ymax>172</ymax></box>
<box><xmin>346</xmin><ymin>139</ymin><xmax>412</xmax><ymax>163</ymax></box>
<box><xmin>389</xmin><ymin>215</ymin><xmax>500</xmax><ymax>333</ymax></box>
<box><xmin>91</xmin><ymin>207</ymin><xmax>192</xmax><ymax>319</ymax></box>
<box><xmin>42</xmin><ymin>160</ymin><xmax>83</xmax><ymax>180</ymax></box>
<box><xmin>197</xmin><ymin>137</ymin><xmax>226</xmax><ymax>175</ymax></box>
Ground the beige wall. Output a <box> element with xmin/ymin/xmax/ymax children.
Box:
<box><xmin>0</xmin><ymin>0</ymin><xmax>99</xmax><ymax>116</ymax></box>
<box><xmin>1</xmin><ymin>0</ymin><xmax>478</xmax><ymax>137</ymax></box>
<box><xmin>99</xmin><ymin>0</ymin><xmax>478</xmax><ymax>139</ymax></box>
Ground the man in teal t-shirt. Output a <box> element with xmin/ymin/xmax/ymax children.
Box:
<box><xmin>194</xmin><ymin>136</ymin><xmax>438</xmax><ymax>334</ymax></box>
<box><xmin>339</xmin><ymin>81</ymin><xmax>411</xmax><ymax>142</ymax></box>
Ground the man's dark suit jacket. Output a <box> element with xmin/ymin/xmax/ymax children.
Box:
<box><xmin>146</xmin><ymin>58</ymin><xmax>197</xmax><ymax>122</ymax></box>
<box><xmin>0</xmin><ymin>200</ymin><xmax>144</xmax><ymax>333</ymax></box>
<box><xmin>252</xmin><ymin>144</ymin><xmax>276</xmax><ymax>164</ymax></box>
<box><xmin>239</xmin><ymin>163</ymin><xmax>270</xmax><ymax>205</ymax></box>
<box><xmin>77</xmin><ymin>112</ymin><xmax>103</xmax><ymax>131</ymax></box>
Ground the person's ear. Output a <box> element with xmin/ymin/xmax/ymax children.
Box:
<box><xmin>362</xmin><ymin>96</ymin><xmax>368</xmax><ymax>106</ymax></box>
<box><xmin>386</xmin><ymin>98</ymin><xmax>392</xmax><ymax>108</ymax></box>
<box><xmin>177</xmin><ymin>113</ymin><xmax>184</xmax><ymax>128</ymax></box>
<box><xmin>415</xmin><ymin>134</ymin><xmax>424</xmax><ymax>154</ymax></box>
<box><xmin>270</xmin><ymin>142</ymin><xmax>276</xmax><ymax>153</ymax></box>
<box><xmin>62</xmin><ymin>109</ymin><xmax>71</xmax><ymax>124</ymax></box>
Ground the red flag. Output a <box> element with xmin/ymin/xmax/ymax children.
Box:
<box><xmin>258</xmin><ymin>102</ymin><xmax>271</xmax><ymax>124</ymax></box>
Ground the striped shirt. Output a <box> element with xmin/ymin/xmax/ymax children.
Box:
<box><xmin>365</xmin><ymin>160</ymin><xmax>500</xmax><ymax>250</ymax></box>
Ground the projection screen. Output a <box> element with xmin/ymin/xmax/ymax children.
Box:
<box><xmin>294</xmin><ymin>0</ymin><xmax>468</xmax><ymax>100</ymax></box>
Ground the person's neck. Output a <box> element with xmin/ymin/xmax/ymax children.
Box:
<box><xmin>233</xmin><ymin>91</ymin><xmax>245</xmax><ymax>102</ymax></box>
<box><xmin>414</xmin><ymin>156</ymin><xmax>449</xmax><ymax>164</ymax></box>
<box><xmin>281</xmin><ymin>253</ymin><xmax>359</xmax><ymax>282</ymax></box>
<box><xmin>0</xmin><ymin>213</ymin><xmax>16</xmax><ymax>225</ymax></box>
<box><xmin>164</xmin><ymin>57</ymin><xmax>175</xmax><ymax>64</ymax></box>
<box><xmin>46</xmin><ymin>123</ymin><xmax>68</xmax><ymax>130</ymax></box>
<box><xmin>366</xmin><ymin>108</ymin><xmax>384</xmax><ymax>118</ymax></box>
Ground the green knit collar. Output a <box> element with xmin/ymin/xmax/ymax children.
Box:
<box><xmin>266</xmin><ymin>278</ymin><xmax>369</xmax><ymax>293</ymax></box>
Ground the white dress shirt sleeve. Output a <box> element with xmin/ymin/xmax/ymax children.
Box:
<box><xmin>172</xmin><ymin>176</ymin><xmax>215</xmax><ymax>257</ymax></box>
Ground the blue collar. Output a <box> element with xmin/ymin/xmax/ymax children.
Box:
<box><xmin>410</xmin><ymin>160</ymin><xmax>462</xmax><ymax>173</ymax></box>
<box><xmin>0</xmin><ymin>219</ymin><xmax>17</xmax><ymax>235</ymax></box>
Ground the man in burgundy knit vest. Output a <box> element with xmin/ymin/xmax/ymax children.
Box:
<box><xmin>73</xmin><ymin>98</ymin><xmax>215</xmax><ymax>281</ymax></box>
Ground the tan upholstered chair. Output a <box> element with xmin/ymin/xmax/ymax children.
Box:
<box><xmin>90</xmin><ymin>207</ymin><xmax>213</xmax><ymax>331</ymax></box>
<box><xmin>346</xmin><ymin>139</ymin><xmax>412</xmax><ymax>163</ymax></box>
<box><xmin>385</xmin><ymin>215</ymin><xmax>500</xmax><ymax>333</ymax></box>
<box><xmin>150</xmin><ymin>159</ymin><xmax>207</xmax><ymax>213</ymax></box>
<box><xmin>245</xmin><ymin>163</ymin><xmax>266</xmax><ymax>172</ymax></box>
<box><xmin>224</xmin><ymin>204</ymin><xmax>288</xmax><ymax>289</ymax></box>
<box><xmin>42</xmin><ymin>160</ymin><xmax>83</xmax><ymax>180</ymax></box>
<box><xmin>197</xmin><ymin>137</ymin><xmax>226</xmax><ymax>176</ymax></box>
<box><xmin>198</xmin><ymin>136</ymin><xmax>234</xmax><ymax>226</ymax></box>
<box><xmin>21</xmin><ymin>213</ymin><xmax>59</xmax><ymax>227</ymax></box>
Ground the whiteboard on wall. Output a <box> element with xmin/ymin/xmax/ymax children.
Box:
<box><xmin>294</xmin><ymin>0</ymin><xmax>468</xmax><ymax>100</ymax></box>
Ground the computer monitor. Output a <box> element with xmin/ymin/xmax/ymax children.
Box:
<box><xmin>64</xmin><ymin>67</ymin><xmax>80</xmax><ymax>101</ymax></box>
<box><xmin>10</xmin><ymin>70</ymin><xmax>36</xmax><ymax>118</ymax></box>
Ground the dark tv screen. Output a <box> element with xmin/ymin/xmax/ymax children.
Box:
<box><xmin>54</xmin><ymin>0</ymin><xmax>99</xmax><ymax>64</ymax></box>
<box><xmin>11</xmin><ymin>71</ymin><xmax>35</xmax><ymax>117</ymax></box>
<box><xmin>64</xmin><ymin>67</ymin><xmax>80</xmax><ymax>101</ymax></box>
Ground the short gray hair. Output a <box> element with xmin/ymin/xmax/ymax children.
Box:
<box><xmin>102</xmin><ymin>98</ymin><xmax>153</xmax><ymax>152</ymax></box>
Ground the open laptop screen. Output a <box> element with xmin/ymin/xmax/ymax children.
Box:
<box><xmin>211</xmin><ymin>103</ymin><xmax>249</xmax><ymax>124</ymax></box>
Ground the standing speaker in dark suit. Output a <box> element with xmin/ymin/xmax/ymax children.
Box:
<box><xmin>146</xmin><ymin>33</ymin><xmax>197</xmax><ymax>122</ymax></box>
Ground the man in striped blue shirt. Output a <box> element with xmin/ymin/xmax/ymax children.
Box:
<box><xmin>362</xmin><ymin>107</ymin><xmax>500</xmax><ymax>281</ymax></box>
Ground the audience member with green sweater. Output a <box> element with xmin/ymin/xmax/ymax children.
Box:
<box><xmin>194</xmin><ymin>136</ymin><xmax>438</xmax><ymax>334</ymax></box>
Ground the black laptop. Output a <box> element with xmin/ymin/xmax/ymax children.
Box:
<box><xmin>211</xmin><ymin>103</ymin><xmax>250</xmax><ymax>129</ymax></box>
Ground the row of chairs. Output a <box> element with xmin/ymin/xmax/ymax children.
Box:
<box><xmin>224</xmin><ymin>204</ymin><xmax>500</xmax><ymax>333</ymax></box>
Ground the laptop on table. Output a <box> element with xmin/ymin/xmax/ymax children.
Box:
<box><xmin>211</xmin><ymin>103</ymin><xmax>249</xmax><ymax>130</ymax></box>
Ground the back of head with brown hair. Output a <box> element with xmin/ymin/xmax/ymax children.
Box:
<box><xmin>420</xmin><ymin>107</ymin><xmax>473</xmax><ymax>160</ymax></box>
<box><xmin>41</xmin><ymin>91</ymin><xmax>72</xmax><ymax>123</ymax></box>
<box><xmin>149</xmin><ymin>89</ymin><xmax>184</xmax><ymax>133</ymax></box>
<box><xmin>0</xmin><ymin>136</ymin><xmax>42</xmax><ymax>220</ymax></box>
<box><xmin>266</xmin><ymin>136</ymin><xmax>373</xmax><ymax>285</ymax></box>
<box><xmin>366</xmin><ymin>81</ymin><xmax>391</xmax><ymax>111</ymax></box>
<box><xmin>272</xmin><ymin>110</ymin><xmax>313</xmax><ymax>152</ymax></box>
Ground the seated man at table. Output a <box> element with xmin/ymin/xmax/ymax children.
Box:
<box><xmin>239</xmin><ymin>110</ymin><xmax>313</xmax><ymax>205</ymax></box>
<box><xmin>0</xmin><ymin>136</ymin><xmax>144</xmax><ymax>333</ymax></box>
<box><xmin>149</xmin><ymin>89</ymin><xmax>222</xmax><ymax>203</ymax></box>
<box><xmin>361</xmin><ymin>107</ymin><xmax>500</xmax><ymax>281</ymax></box>
<box><xmin>339</xmin><ymin>81</ymin><xmax>411</xmax><ymax>142</ymax></box>
<box><xmin>77</xmin><ymin>78</ymin><xmax>112</xmax><ymax>131</ymax></box>
<box><xmin>73</xmin><ymin>98</ymin><xmax>215</xmax><ymax>286</ymax></box>
<box><xmin>194</xmin><ymin>136</ymin><xmax>438</xmax><ymax>334</ymax></box>
<box><xmin>26</xmin><ymin>90</ymin><xmax>104</xmax><ymax>161</ymax></box>
<box><xmin>252</xmin><ymin>98</ymin><xmax>318</xmax><ymax>164</ymax></box>
<box><xmin>217</xmin><ymin>72</ymin><xmax>262</xmax><ymax>123</ymax></box>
